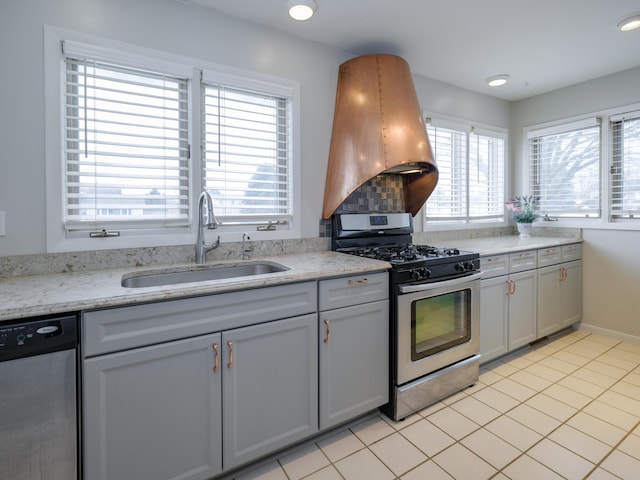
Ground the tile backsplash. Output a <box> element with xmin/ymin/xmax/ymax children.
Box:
<box><xmin>319</xmin><ymin>175</ymin><xmax>404</xmax><ymax>237</ymax></box>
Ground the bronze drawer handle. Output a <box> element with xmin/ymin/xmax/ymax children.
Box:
<box><xmin>560</xmin><ymin>267</ymin><xmax>567</xmax><ymax>282</ymax></box>
<box><xmin>323</xmin><ymin>320</ymin><xmax>331</xmax><ymax>343</ymax></box>
<box><xmin>212</xmin><ymin>342</ymin><xmax>219</xmax><ymax>373</ymax></box>
<box><xmin>227</xmin><ymin>340</ymin><xmax>233</xmax><ymax>369</ymax></box>
<box><xmin>347</xmin><ymin>278</ymin><xmax>368</xmax><ymax>285</ymax></box>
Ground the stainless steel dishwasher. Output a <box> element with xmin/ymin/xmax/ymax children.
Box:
<box><xmin>0</xmin><ymin>314</ymin><xmax>78</xmax><ymax>480</ymax></box>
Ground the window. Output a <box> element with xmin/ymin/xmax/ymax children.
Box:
<box><xmin>527</xmin><ymin>119</ymin><xmax>601</xmax><ymax>218</ymax></box>
<box><xmin>201</xmin><ymin>80</ymin><xmax>293</xmax><ymax>226</ymax></box>
<box><xmin>610</xmin><ymin>111</ymin><xmax>640</xmax><ymax>219</ymax></box>
<box><xmin>63</xmin><ymin>51</ymin><xmax>190</xmax><ymax>234</ymax></box>
<box><xmin>425</xmin><ymin>118</ymin><xmax>506</xmax><ymax>225</ymax></box>
<box><xmin>45</xmin><ymin>28</ymin><xmax>300</xmax><ymax>252</ymax></box>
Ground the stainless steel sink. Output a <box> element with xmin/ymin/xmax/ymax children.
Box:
<box><xmin>121</xmin><ymin>262</ymin><xmax>290</xmax><ymax>288</ymax></box>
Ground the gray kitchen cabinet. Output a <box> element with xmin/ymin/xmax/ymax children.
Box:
<box><xmin>537</xmin><ymin>244</ymin><xmax>582</xmax><ymax>338</ymax></box>
<box><xmin>222</xmin><ymin>313</ymin><xmax>318</xmax><ymax>470</ymax></box>
<box><xmin>479</xmin><ymin>274</ymin><xmax>509</xmax><ymax>362</ymax></box>
<box><xmin>507</xmin><ymin>269</ymin><xmax>538</xmax><ymax>349</ymax></box>
<box><xmin>480</xmin><ymin>243</ymin><xmax>583</xmax><ymax>364</ymax></box>
<box><xmin>82</xmin><ymin>282</ymin><xmax>318</xmax><ymax>480</ymax></box>
<box><xmin>318</xmin><ymin>273</ymin><xmax>389</xmax><ymax>430</ymax></box>
<box><xmin>83</xmin><ymin>333</ymin><xmax>223</xmax><ymax>480</ymax></box>
<box><xmin>480</xmin><ymin>251</ymin><xmax>538</xmax><ymax>363</ymax></box>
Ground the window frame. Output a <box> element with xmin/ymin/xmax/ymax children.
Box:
<box><xmin>61</xmin><ymin>48</ymin><xmax>193</xmax><ymax>234</ymax></box>
<box><xmin>526</xmin><ymin>117</ymin><xmax>602</xmax><ymax>220</ymax></box>
<box><xmin>44</xmin><ymin>26</ymin><xmax>301</xmax><ymax>253</ymax></box>
<box><xmin>610</xmin><ymin>110</ymin><xmax>640</xmax><ymax>221</ymax></box>
<box><xmin>200</xmin><ymin>70</ymin><xmax>295</xmax><ymax>229</ymax></box>
<box><xmin>522</xmin><ymin>102</ymin><xmax>640</xmax><ymax>231</ymax></box>
<box><xmin>420</xmin><ymin>113</ymin><xmax>508</xmax><ymax>231</ymax></box>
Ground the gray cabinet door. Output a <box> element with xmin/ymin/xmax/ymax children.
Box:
<box><xmin>479</xmin><ymin>276</ymin><xmax>509</xmax><ymax>363</ymax></box>
<box><xmin>537</xmin><ymin>260</ymin><xmax>582</xmax><ymax>338</ymax></box>
<box><xmin>83</xmin><ymin>333</ymin><xmax>222</xmax><ymax>480</ymax></box>
<box><xmin>508</xmin><ymin>270</ymin><xmax>537</xmax><ymax>350</ymax></box>
<box><xmin>560</xmin><ymin>260</ymin><xmax>582</xmax><ymax>328</ymax></box>
<box><xmin>319</xmin><ymin>300</ymin><xmax>389</xmax><ymax>430</ymax></box>
<box><xmin>222</xmin><ymin>314</ymin><xmax>319</xmax><ymax>470</ymax></box>
<box><xmin>537</xmin><ymin>264</ymin><xmax>563</xmax><ymax>338</ymax></box>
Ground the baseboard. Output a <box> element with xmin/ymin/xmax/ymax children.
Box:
<box><xmin>578</xmin><ymin>323</ymin><xmax>640</xmax><ymax>346</ymax></box>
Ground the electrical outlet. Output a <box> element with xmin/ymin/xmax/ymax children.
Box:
<box><xmin>0</xmin><ymin>211</ymin><xmax>5</xmax><ymax>236</ymax></box>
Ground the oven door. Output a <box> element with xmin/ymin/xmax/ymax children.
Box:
<box><xmin>396</xmin><ymin>272</ymin><xmax>481</xmax><ymax>385</ymax></box>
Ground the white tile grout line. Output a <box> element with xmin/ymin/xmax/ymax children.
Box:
<box><xmin>398</xmin><ymin>330</ymin><xmax>640</xmax><ymax>480</ymax></box>
<box><xmin>229</xmin><ymin>329</ymin><xmax>640</xmax><ymax>480</ymax></box>
<box><xmin>349</xmin><ymin>329</ymin><xmax>638</xmax><ymax>479</ymax></box>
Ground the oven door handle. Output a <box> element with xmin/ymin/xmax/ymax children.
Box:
<box><xmin>398</xmin><ymin>272</ymin><xmax>483</xmax><ymax>294</ymax></box>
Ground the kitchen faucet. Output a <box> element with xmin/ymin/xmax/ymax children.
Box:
<box><xmin>195</xmin><ymin>191</ymin><xmax>220</xmax><ymax>264</ymax></box>
<box><xmin>242</xmin><ymin>233</ymin><xmax>252</xmax><ymax>260</ymax></box>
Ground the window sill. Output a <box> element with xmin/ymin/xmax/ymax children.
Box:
<box><xmin>539</xmin><ymin>218</ymin><xmax>640</xmax><ymax>232</ymax></box>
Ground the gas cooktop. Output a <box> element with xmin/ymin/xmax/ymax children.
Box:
<box><xmin>336</xmin><ymin>244</ymin><xmax>474</xmax><ymax>265</ymax></box>
<box><xmin>332</xmin><ymin>213</ymin><xmax>480</xmax><ymax>281</ymax></box>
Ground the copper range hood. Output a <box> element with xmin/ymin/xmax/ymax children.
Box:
<box><xmin>322</xmin><ymin>54</ymin><xmax>438</xmax><ymax>219</ymax></box>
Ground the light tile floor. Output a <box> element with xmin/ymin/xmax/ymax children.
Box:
<box><xmin>229</xmin><ymin>329</ymin><xmax>640</xmax><ymax>480</ymax></box>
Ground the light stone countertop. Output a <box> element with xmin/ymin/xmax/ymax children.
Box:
<box><xmin>0</xmin><ymin>252</ymin><xmax>390</xmax><ymax>322</ymax></box>
<box><xmin>450</xmin><ymin>235</ymin><xmax>582</xmax><ymax>257</ymax></box>
<box><xmin>0</xmin><ymin>235</ymin><xmax>582</xmax><ymax>322</ymax></box>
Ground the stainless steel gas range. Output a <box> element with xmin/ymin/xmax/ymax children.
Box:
<box><xmin>332</xmin><ymin>213</ymin><xmax>482</xmax><ymax>420</ymax></box>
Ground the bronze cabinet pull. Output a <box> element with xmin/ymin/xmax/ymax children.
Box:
<box><xmin>227</xmin><ymin>340</ymin><xmax>233</xmax><ymax>369</ymax></box>
<box><xmin>323</xmin><ymin>319</ymin><xmax>331</xmax><ymax>343</ymax></box>
<box><xmin>347</xmin><ymin>278</ymin><xmax>368</xmax><ymax>285</ymax></box>
<box><xmin>212</xmin><ymin>342</ymin><xmax>219</xmax><ymax>372</ymax></box>
<box><xmin>506</xmin><ymin>279</ymin><xmax>516</xmax><ymax>296</ymax></box>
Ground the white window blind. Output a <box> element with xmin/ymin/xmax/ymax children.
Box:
<box><xmin>610</xmin><ymin>111</ymin><xmax>640</xmax><ymax>218</ymax></box>
<box><xmin>426</xmin><ymin>125</ymin><xmax>467</xmax><ymax>220</ymax></box>
<box><xmin>426</xmin><ymin>122</ymin><xmax>505</xmax><ymax>223</ymax></box>
<box><xmin>63</xmin><ymin>54</ymin><xmax>190</xmax><ymax>232</ymax></box>
<box><xmin>528</xmin><ymin>119</ymin><xmax>601</xmax><ymax>218</ymax></box>
<box><xmin>469</xmin><ymin>131</ymin><xmax>505</xmax><ymax>220</ymax></box>
<box><xmin>201</xmin><ymin>82</ymin><xmax>292</xmax><ymax>225</ymax></box>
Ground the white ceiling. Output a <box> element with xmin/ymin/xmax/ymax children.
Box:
<box><xmin>180</xmin><ymin>0</ymin><xmax>640</xmax><ymax>101</ymax></box>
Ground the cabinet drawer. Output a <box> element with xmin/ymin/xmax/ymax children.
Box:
<box><xmin>509</xmin><ymin>250</ymin><xmax>537</xmax><ymax>273</ymax></box>
<box><xmin>83</xmin><ymin>281</ymin><xmax>317</xmax><ymax>357</ymax></box>
<box><xmin>538</xmin><ymin>247</ymin><xmax>562</xmax><ymax>267</ymax></box>
<box><xmin>562</xmin><ymin>243</ymin><xmax>582</xmax><ymax>261</ymax></box>
<box><xmin>480</xmin><ymin>255</ymin><xmax>509</xmax><ymax>278</ymax></box>
<box><xmin>319</xmin><ymin>272</ymin><xmax>389</xmax><ymax>310</ymax></box>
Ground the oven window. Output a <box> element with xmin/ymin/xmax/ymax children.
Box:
<box><xmin>411</xmin><ymin>289</ymin><xmax>471</xmax><ymax>361</ymax></box>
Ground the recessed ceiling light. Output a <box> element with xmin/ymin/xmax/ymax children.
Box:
<box><xmin>487</xmin><ymin>74</ymin><xmax>510</xmax><ymax>87</ymax></box>
<box><xmin>287</xmin><ymin>0</ymin><xmax>317</xmax><ymax>21</ymax></box>
<box><xmin>617</xmin><ymin>14</ymin><xmax>640</xmax><ymax>31</ymax></box>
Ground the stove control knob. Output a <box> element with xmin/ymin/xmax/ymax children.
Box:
<box><xmin>420</xmin><ymin>268</ymin><xmax>431</xmax><ymax>279</ymax></box>
<box><xmin>410</xmin><ymin>270</ymin><xmax>421</xmax><ymax>280</ymax></box>
<box><xmin>455</xmin><ymin>262</ymin><xmax>465</xmax><ymax>272</ymax></box>
<box><xmin>464</xmin><ymin>262</ymin><xmax>474</xmax><ymax>271</ymax></box>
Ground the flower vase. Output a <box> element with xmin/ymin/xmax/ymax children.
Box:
<box><xmin>517</xmin><ymin>222</ymin><xmax>532</xmax><ymax>238</ymax></box>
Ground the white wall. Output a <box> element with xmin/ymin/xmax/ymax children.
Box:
<box><xmin>0</xmin><ymin>0</ymin><xmax>510</xmax><ymax>256</ymax></box>
<box><xmin>511</xmin><ymin>67</ymin><xmax>640</xmax><ymax>341</ymax></box>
